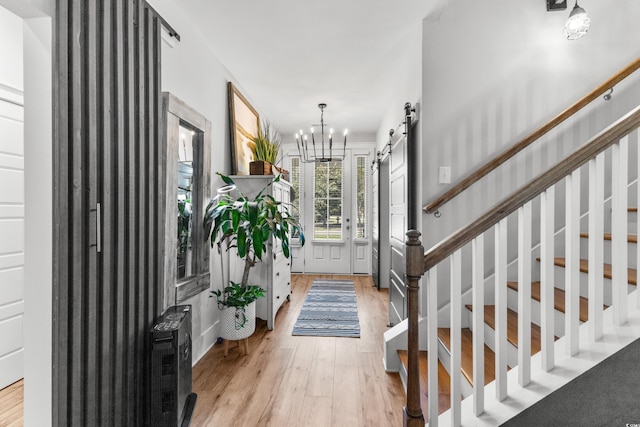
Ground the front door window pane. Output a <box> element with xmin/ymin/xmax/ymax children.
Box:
<box><xmin>314</xmin><ymin>160</ymin><xmax>343</xmax><ymax>240</ymax></box>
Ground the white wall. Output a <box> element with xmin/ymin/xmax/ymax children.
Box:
<box><xmin>22</xmin><ymin>15</ymin><xmax>52</xmax><ymax>427</ymax></box>
<box><xmin>371</xmin><ymin>22</ymin><xmax>424</xmax><ymax>295</ymax></box>
<box><xmin>0</xmin><ymin>5</ymin><xmax>22</xmax><ymax>89</ymax></box>
<box><xmin>148</xmin><ymin>0</ymin><xmax>267</xmax><ymax>363</ymax></box>
<box><xmin>422</xmin><ymin>0</ymin><xmax>640</xmax><ymax>247</ymax></box>
<box><xmin>375</xmin><ymin>22</ymin><xmax>423</xmax><ymax>153</ymax></box>
<box><xmin>420</xmin><ymin>0</ymin><xmax>640</xmax><ymax>307</ymax></box>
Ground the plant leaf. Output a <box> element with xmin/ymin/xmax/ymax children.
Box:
<box><xmin>218</xmin><ymin>173</ymin><xmax>235</xmax><ymax>185</ymax></box>
<box><xmin>237</xmin><ymin>227</ymin><xmax>246</xmax><ymax>258</ymax></box>
<box><xmin>252</xmin><ymin>227</ymin><xmax>263</xmax><ymax>260</ymax></box>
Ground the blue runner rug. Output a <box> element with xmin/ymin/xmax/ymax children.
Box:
<box><xmin>292</xmin><ymin>279</ymin><xmax>361</xmax><ymax>338</ymax></box>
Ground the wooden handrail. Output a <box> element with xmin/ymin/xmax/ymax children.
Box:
<box><xmin>423</xmin><ymin>104</ymin><xmax>640</xmax><ymax>272</ymax></box>
<box><xmin>423</xmin><ymin>56</ymin><xmax>640</xmax><ymax>215</ymax></box>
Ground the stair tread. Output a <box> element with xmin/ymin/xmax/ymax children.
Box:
<box><xmin>397</xmin><ymin>350</ymin><xmax>452</xmax><ymax>416</ymax></box>
<box><xmin>579</xmin><ymin>232</ymin><xmax>637</xmax><ymax>243</ymax></box>
<box><xmin>506</xmin><ymin>281</ymin><xmax>601</xmax><ymax>322</ymax></box>
<box><xmin>464</xmin><ymin>305</ymin><xmax>551</xmax><ymax>355</ymax></box>
<box><xmin>551</xmin><ymin>258</ymin><xmax>637</xmax><ymax>286</ymax></box>
<box><xmin>437</xmin><ymin>328</ymin><xmax>498</xmax><ymax>387</ymax></box>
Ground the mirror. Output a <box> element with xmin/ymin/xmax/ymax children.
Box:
<box><xmin>177</xmin><ymin>125</ymin><xmax>194</xmax><ymax>280</ymax></box>
<box><xmin>162</xmin><ymin>92</ymin><xmax>211</xmax><ymax>309</ymax></box>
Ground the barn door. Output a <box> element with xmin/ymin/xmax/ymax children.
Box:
<box><xmin>388</xmin><ymin>131</ymin><xmax>408</xmax><ymax>326</ymax></box>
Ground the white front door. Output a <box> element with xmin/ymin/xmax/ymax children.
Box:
<box><xmin>286</xmin><ymin>148</ymin><xmax>373</xmax><ymax>274</ymax></box>
<box><xmin>303</xmin><ymin>156</ymin><xmax>352</xmax><ymax>273</ymax></box>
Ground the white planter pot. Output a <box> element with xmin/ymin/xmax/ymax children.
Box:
<box><xmin>220</xmin><ymin>300</ymin><xmax>256</xmax><ymax>341</ymax></box>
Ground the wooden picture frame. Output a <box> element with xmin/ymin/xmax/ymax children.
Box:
<box><xmin>228</xmin><ymin>82</ymin><xmax>259</xmax><ymax>175</ymax></box>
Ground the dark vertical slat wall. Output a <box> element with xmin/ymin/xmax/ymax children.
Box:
<box><xmin>53</xmin><ymin>1</ymin><xmax>165</xmax><ymax>426</ymax></box>
<box><xmin>85</xmin><ymin>1</ymin><xmax>99</xmax><ymax>425</ymax></box>
<box><xmin>124</xmin><ymin>0</ymin><xmax>137</xmax><ymax>422</ymax></box>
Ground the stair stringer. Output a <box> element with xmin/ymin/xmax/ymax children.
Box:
<box><xmin>383</xmin><ymin>317</ymin><xmax>428</xmax><ymax>372</ymax></box>
<box><xmin>433</xmin><ymin>290</ymin><xmax>640</xmax><ymax>427</ymax></box>
<box><xmin>437</xmin><ymin>337</ymin><xmax>473</xmax><ymax>398</ymax></box>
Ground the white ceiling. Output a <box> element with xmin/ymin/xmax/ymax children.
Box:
<box><xmin>177</xmin><ymin>1</ymin><xmax>441</xmax><ymax>136</ymax></box>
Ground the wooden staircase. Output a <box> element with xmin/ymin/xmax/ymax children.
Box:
<box><xmin>437</xmin><ymin>328</ymin><xmax>498</xmax><ymax>386</ymax></box>
<box><xmin>393</xmin><ymin>60</ymin><xmax>640</xmax><ymax>427</ymax></box>
<box><xmin>550</xmin><ymin>258</ymin><xmax>637</xmax><ymax>286</ymax></box>
<box><xmin>397</xmin><ymin>227</ymin><xmax>638</xmax><ymax>420</ymax></box>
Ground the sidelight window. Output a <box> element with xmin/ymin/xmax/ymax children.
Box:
<box><xmin>355</xmin><ymin>155</ymin><xmax>368</xmax><ymax>239</ymax></box>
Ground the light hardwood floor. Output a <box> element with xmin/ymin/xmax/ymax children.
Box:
<box><xmin>0</xmin><ymin>274</ymin><xmax>406</xmax><ymax>427</ymax></box>
<box><xmin>0</xmin><ymin>379</ymin><xmax>23</xmax><ymax>427</ymax></box>
<box><xmin>191</xmin><ymin>274</ymin><xmax>406</xmax><ymax>427</ymax></box>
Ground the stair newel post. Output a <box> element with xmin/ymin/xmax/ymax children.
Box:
<box><xmin>404</xmin><ymin>229</ymin><xmax>426</xmax><ymax>427</ymax></box>
<box><xmin>403</xmin><ymin>100</ymin><xmax>425</xmax><ymax>427</ymax></box>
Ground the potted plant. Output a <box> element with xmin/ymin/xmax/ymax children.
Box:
<box><xmin>249</xmin><ymin>120</ymin><xmax>282</xmax><ymax>176</ymax></box>
<box><xmin>204</xmin><ymin>173</ymin><xmax>304</xmax><ymax>343</ymax></box>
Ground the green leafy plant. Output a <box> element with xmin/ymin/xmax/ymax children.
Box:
<box><xmin>249</xmin><ymin>120</ymin><xmax>281</xmax><ymax>164</ymax></box>
<box><xmin>210</xmin><ymin>281</ymin><xmax>264</xmax><ymax>309</ymax></box>
<box><xmin>204</xmin><ymin>173</ymin><xmax>305</xmax><ymax>309</ymax></box>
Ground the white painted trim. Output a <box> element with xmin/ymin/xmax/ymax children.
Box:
<box><xmin>517</xmin><ymin>202</ymin><xmax>532</xmax><ymax>386</ymax></box>
<box><xmin>436</xmin><ymin>292</ymin><xmax>640</xmax><ymax>427</ymax></box>
<box><xmin>471</xmin><ymin>235</ymin><xmax>485</xmax><ymax>416</ymax></box>
<box><xmin>22</xmin><ymin>14</ymin><xmax>52</xmax><ymax>427</ymax></box>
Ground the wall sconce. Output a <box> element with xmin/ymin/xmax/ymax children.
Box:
<box><xmin>564</xmin><ymin>1</ymin><xmax>591</xmax><ymax>40</ymax></box>
<box><xmin>546</xmin><ymin>0</ymin><xmax>567</xmax><ymax>11</ymax></box>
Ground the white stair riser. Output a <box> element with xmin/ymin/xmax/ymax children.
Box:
<box><xmin>549</xmin><ymin>265</ymin><xmax>635</xmax><ymax>305</ymax></box>
<box><xmin>506</xmin><ymin>287</ymin><xmax>565</xmax><ymax>336</ymax></box>
<box><xmin>467</xmin><ymin>311</ymin><xmax>518</xmax><ymax>369</ymax></box>
<box><xmin>579</xmin><ymin>238</ymin><xmax>637</xmax><ymax>268</ymax></box>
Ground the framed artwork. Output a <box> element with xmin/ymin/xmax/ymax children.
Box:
<box><xmin>228</xmin><ymin>82</ymin><xmax>259</xmax><ymax>175</ymax></box>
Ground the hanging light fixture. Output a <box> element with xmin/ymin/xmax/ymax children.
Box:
<box><xmin>564</xmin><ymin>0</ymin><xmax>590</xmax><ymax>40</ymax></box>
<box><xmin>295</xmin><ymin>103</ymin><xmax>347</xmax><ymax>163</ymax></box>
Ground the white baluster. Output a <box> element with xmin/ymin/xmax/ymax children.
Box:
<box><xmin>518</xmin><ymin>202</ymin><xmax>532</xmax><ymax>386</ymax></box>
<box><xmin>565</xmin><ymin>169</ymin><xmax>581</xmax><ymax>356</ymax></box>
<box><xmin>540</xmin><ymin>186</ymin><xmax>555</xmax><ymax>371</ymax></box>
<box><xmin>427</xmin><ymin>266</ymin><xmax>439</xmax><ymax>427</ymax></box>
<box><xmin>495</xmin><ymin>219</ymin><xmax>508</xmax><ymax>401</ymax></box>
<box><xmin>588</xmin><ymin>154</ymin><xmax>604</xmax><ymax>341</ymax></box>
<box><xmin>472</xmin><ymin>235</ymin><xmax>485</xmax><ymax>416</ymax></box>
<box><xmin>450</xmin><ymin>250</ymin><xmax>462</xmax><ymax>427</ymax></box>
<box><xmin>612</xmin><ymin>138</ymin><xmax>629</xmax><ymax>325</ymax></box>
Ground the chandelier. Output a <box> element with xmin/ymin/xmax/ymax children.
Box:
<box><xmin>295</xmin><ymin>103</ymin><xmax>347</xmax><ymax>163</ymax></box>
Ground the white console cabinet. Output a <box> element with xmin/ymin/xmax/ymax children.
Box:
<box><xmin>229</xmin><ymin>175</ymin><xmax>292</xmax><ymax>330</ymax></box>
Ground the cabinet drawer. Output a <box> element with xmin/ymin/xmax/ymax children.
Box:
<box><xmin>273</xmin><ymin>257</ymin><xmax>291</xmax><ymax>304</ymax></box>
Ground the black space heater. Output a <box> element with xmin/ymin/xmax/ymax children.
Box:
<box><xmin>151</xmin><ymin>305</ymin><xmax>197</xmax><ymax>427</ymax></box>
